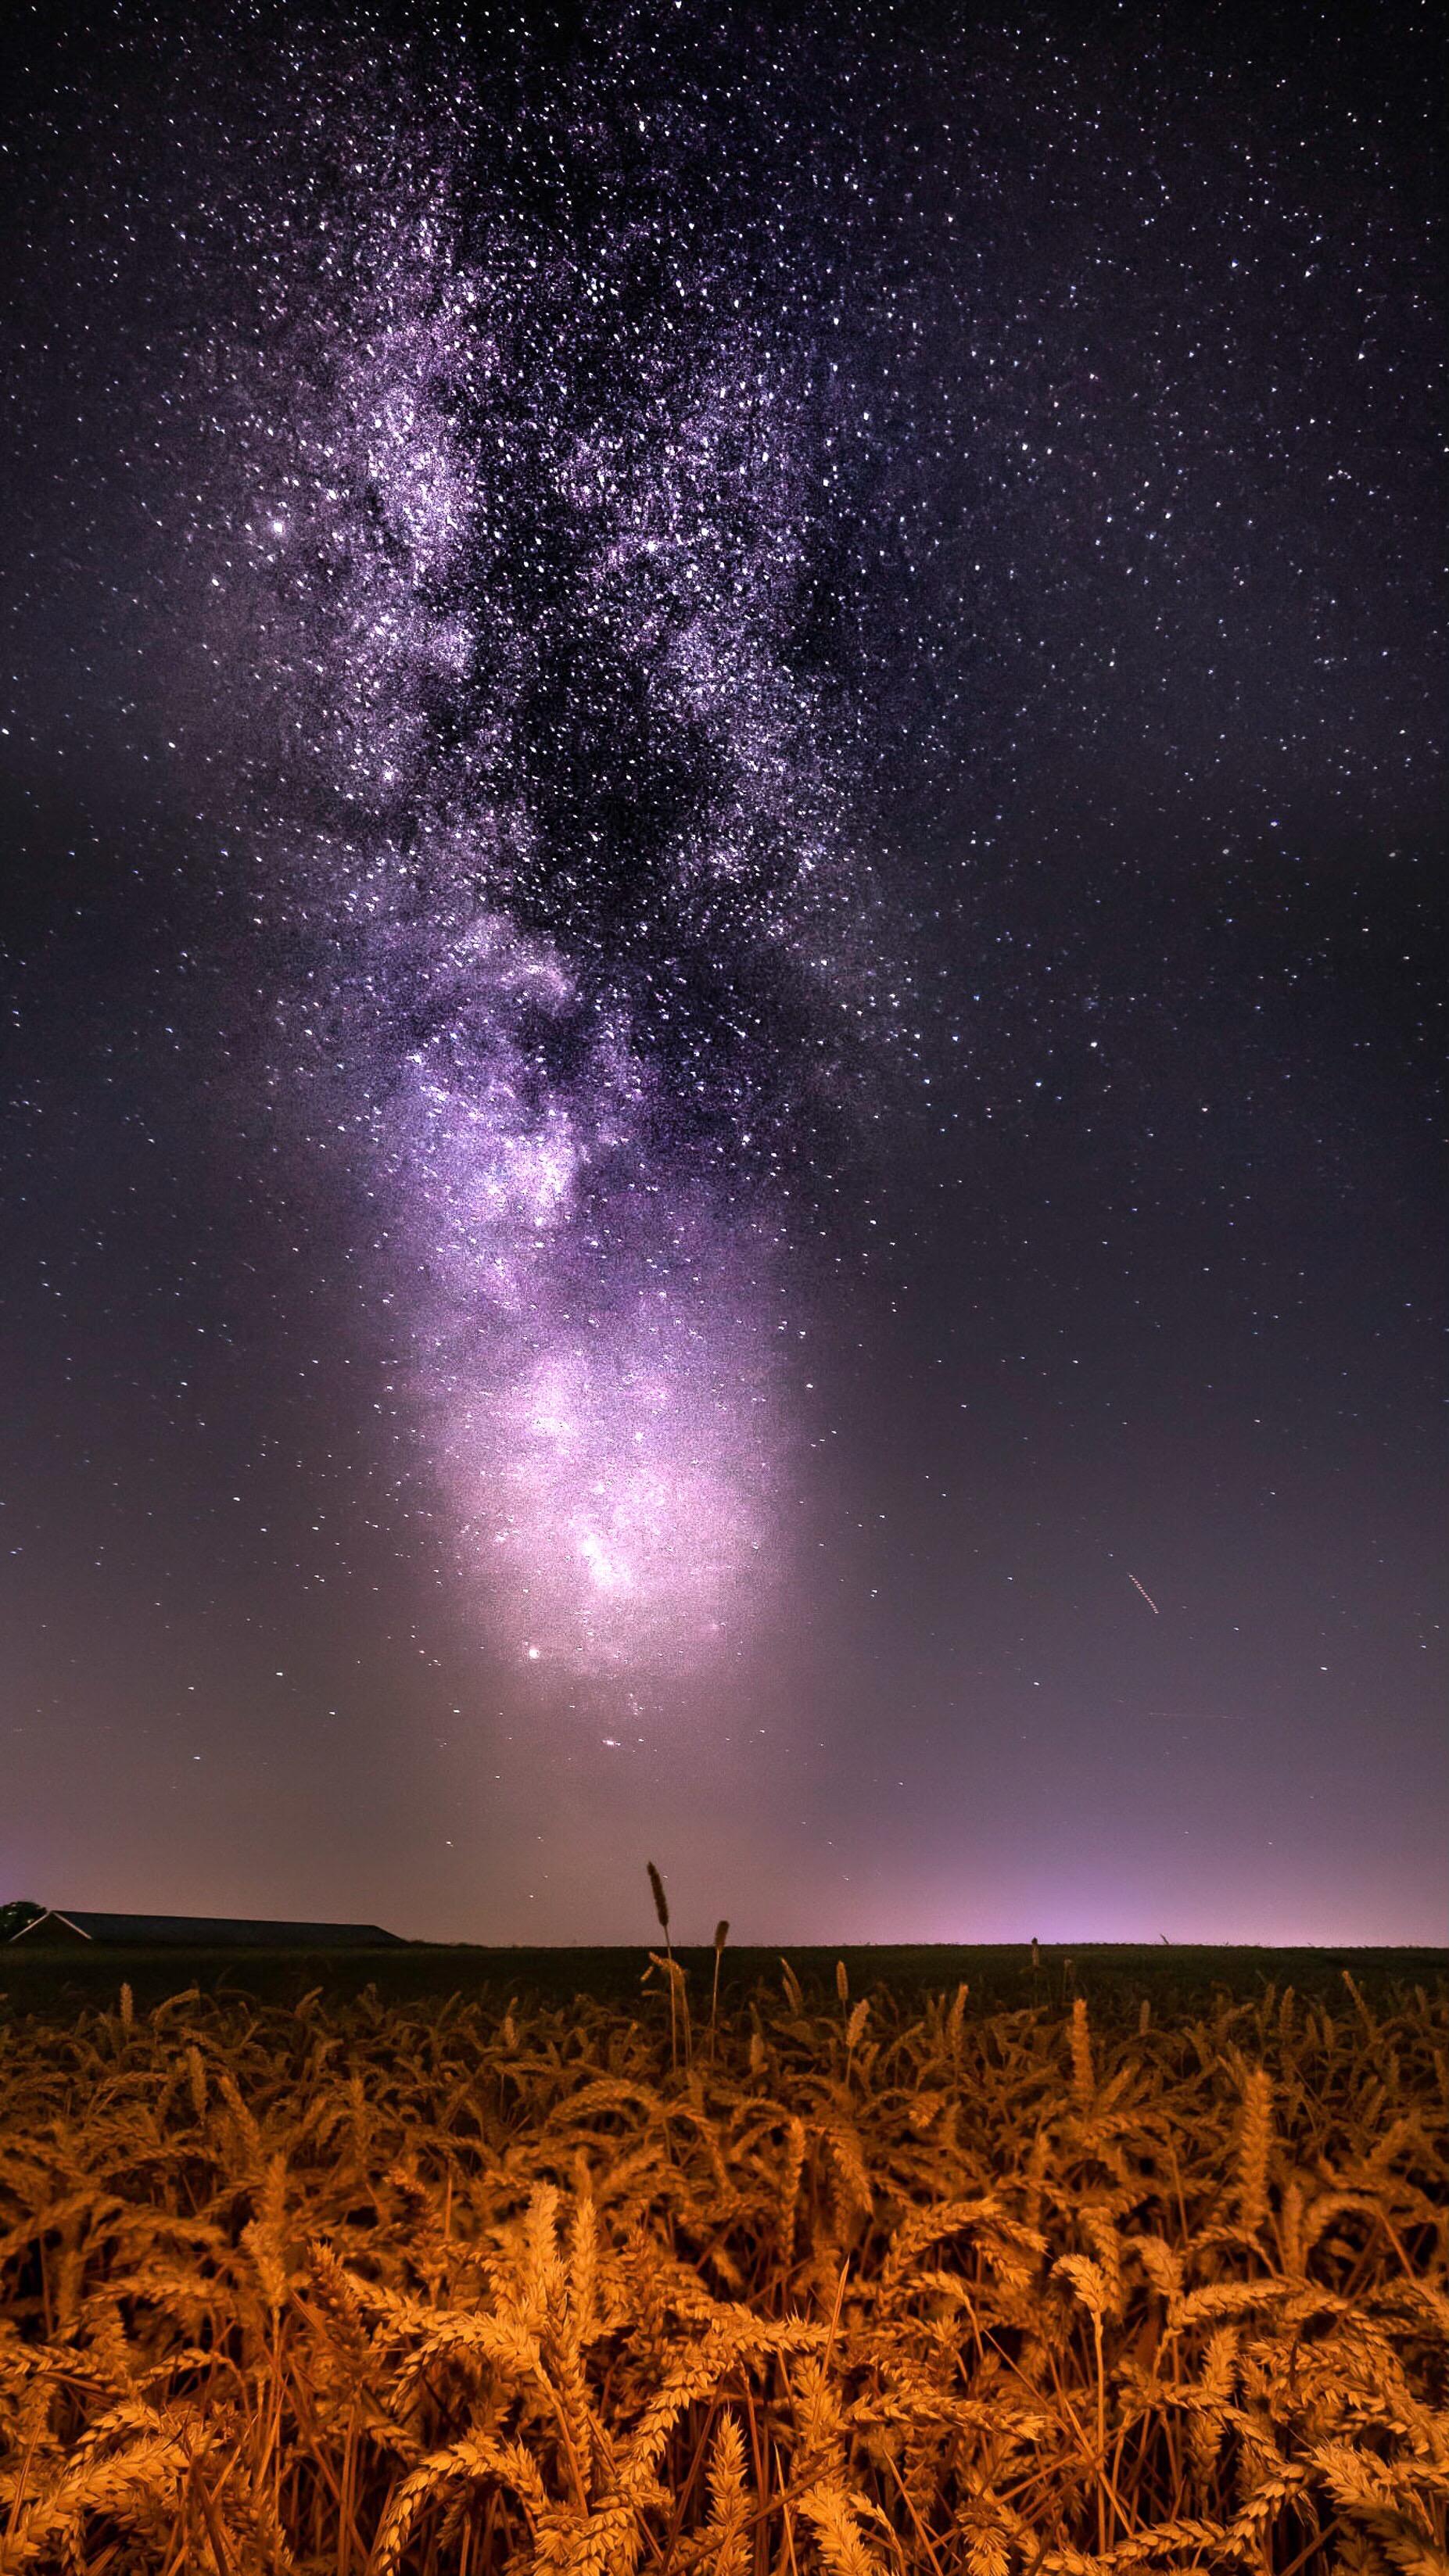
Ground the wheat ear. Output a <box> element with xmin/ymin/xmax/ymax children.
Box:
<box><xmin>710</xmin><ymin>1919</ymin><xmax>729</xmax><ymax>2065</ymax></box>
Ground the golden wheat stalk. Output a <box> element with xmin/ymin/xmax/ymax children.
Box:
<box><xmin>0</xmin><ymin>1954</ymin><xmax>1437</xmax><ymax>2575</ymax></box>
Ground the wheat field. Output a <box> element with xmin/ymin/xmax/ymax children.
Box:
<box><xmin>0</xmin><ymin>1961</ymin><xmax>1444</xmax><ymax>2573</ymax></box>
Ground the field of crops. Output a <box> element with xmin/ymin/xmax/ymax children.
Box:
<box><xmin>1</xmin><ymin>1962</ymin><xmax>1444</xmax><ymax>2574</ymax></box>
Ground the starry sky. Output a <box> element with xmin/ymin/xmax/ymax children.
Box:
<box><xmin>2</xmin><ymin>1</ymin><xmax>1443</xmax><ymax>1944</ymax></box>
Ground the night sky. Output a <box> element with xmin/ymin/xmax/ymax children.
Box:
<box><xmin>2</xmin><ymin>2</ymin><xmax>1443</xmax><ymax>1945</ymax></box>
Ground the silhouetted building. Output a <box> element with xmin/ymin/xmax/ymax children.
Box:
<box><xmin>9</xmin><ymin>1911</ymin><xmax>404</xmax><ymax>1947</ymax></box>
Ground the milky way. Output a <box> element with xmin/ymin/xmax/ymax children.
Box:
<box><xmin>228</xmin><ymin>66</ymin><xmax>871</xmax><ymax>1676</ymax></box>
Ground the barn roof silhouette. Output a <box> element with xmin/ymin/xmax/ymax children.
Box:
<box><xmin>8</xmin><ymin>1911</ymin><xmax>404</xmax><ymax>1947</ymax></box>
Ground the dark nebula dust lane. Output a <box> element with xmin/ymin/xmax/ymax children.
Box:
<box><xmin>0</xmin><ymin>2</ymin><xmax>1443</xmax><ymax>1940</ymax></box>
